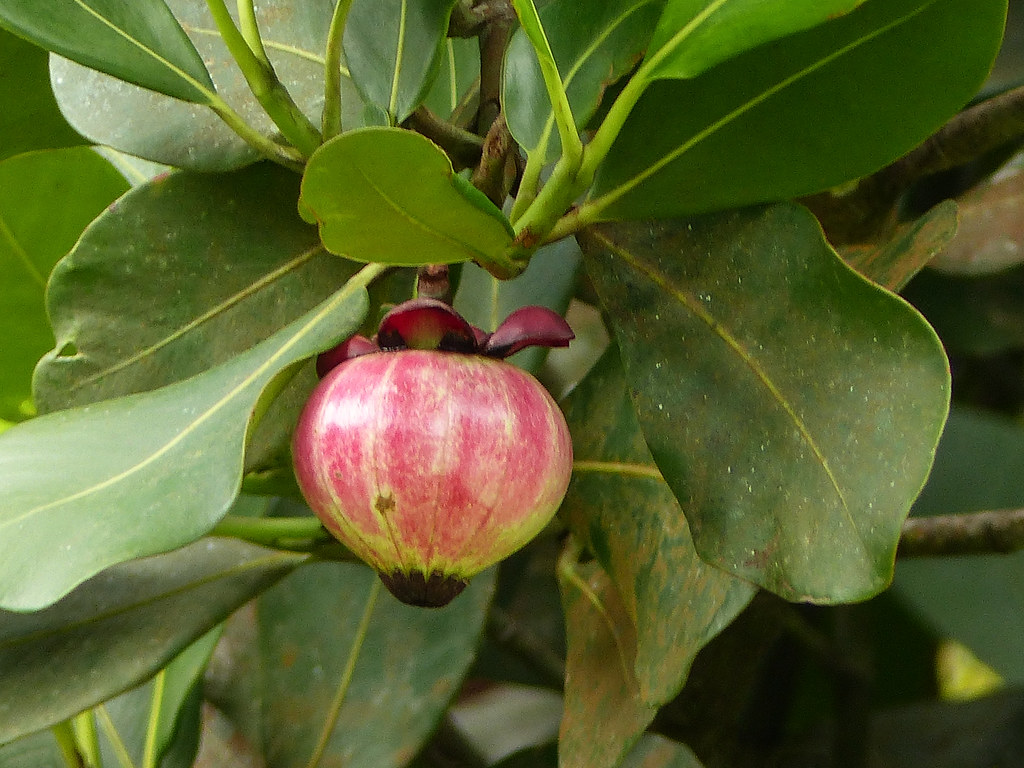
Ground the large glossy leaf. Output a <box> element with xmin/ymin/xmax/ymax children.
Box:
<box><xmin>423</xmin><ymin>36</ymin><xmax>480</xmax><ymax>119</ymax></box>
<box><xmin>895</xmin><ymin>409</ymin><xmax>1024</xmax><ymax>684</ymax></box>
<box><xmin>580</xmin><ymin>204</ymin><xmax>950</xmax><ymax>602</ymax></box>
<box><xmin>254</xmin><ymin>561</ymin><xmax>495</xmax><ymax>768</ymax></box>
<box><xmin>589</xmin><ymin>0</ymin><xmax>1006</xmax><ymax>220</ymax></box>
<box><xmin>345</xmin><ymin>0</ymin><xmax>458</xmax><ymax>124</ymax></box>
<box><xmin>558</xmin><ymin>558</ymin><xmax>657</xmax><ymax>768</ymax></box>
<box><xmin>33</xmin><ymin>163</ymin><xmax>356</xmax><ymax>413</ymax></box>
<box><xmin>0</xmin><ymin>538</ymin><xmax>305</xmax><ymax>743</ymax></box>
<box><xmin>0</xmin><ymin>278</ymin><xmax>370</xmax><ymax>611</ymax></box>
<box><xmin>561</xmin><ymin>347</ymin><xmax>755</xmax><ymax>702</ymax></box>
<box><xmin>0</xmin><ymin>730</ymin><xmax>64</xmax><ymax>767</ymax></box>
<box><xmin>300</xmin><ymin>127</ymin><xmax>514</xmax><ymax>268</ymax></box>
<box><xmin>0</xmin><ymin>28</ymin><xmax>83</xmax><ymax>162</ymax></box>
<box><xmin>642</xmin><ymin>0</ymin><xmax>866</xmax><ymax>81</ymax></box>
<box><xmin>502</xmin><ymin>0</ymin><xmax>665</xmax><ymax>162</ymax></box>
<box><xmin>50</xmin><ymin>0</ymin><xmax>349</xmax><ymax>171</ymax></box>
<box><xmin>0</xmin><ymin>148</ymin><xmax>128</xmax><ymax>422</ymax></box>
<box><xmin>0</xmin><ymin>0</ymin><xmax>213</xmax><ymax>103</ymax></box>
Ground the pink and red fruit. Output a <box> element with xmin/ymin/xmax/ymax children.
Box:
<box><xmin>292</xmin><ymin>299</ymin><xmax>574</xmax><ymax>607</ymax></box>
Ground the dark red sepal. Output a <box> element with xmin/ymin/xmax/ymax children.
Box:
<box><xmin>484</xmin><ymin>306</ymin><xmax>575</xmax><ymax>359</ymax></box>
<box><xmin>377</xmin><ymin>298</ymin><xmax>479</xmax><ymax>353</ymax></box>
<box><xmin>315</xmin><ymin>334</ymin><xmax>379</xmax><ymax>378</ymax></box>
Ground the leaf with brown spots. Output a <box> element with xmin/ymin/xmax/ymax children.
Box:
<box><xmin>579</xmin><ymin>203</ymin><xmax>950</xmax><ymax>602</ymax></box>
<box><xmin>562</xmin><ymin>347</ymin><xmax>754</xmax><ymax>704</ymax></box>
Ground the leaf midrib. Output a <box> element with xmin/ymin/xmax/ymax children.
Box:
<box><xmin>69</xmin><ymin>0</ymin><xmax>214</xmax><ymax>102</ymax></box>
<box><xmin>67</xmin><ymin>243</ymin><xmax>326</xmax><ymax>392</ymax></box>
<box><xmin>592</xmin><ymin>231</ymin><xmax>858</xmax><ymax>530</ymax></box>
<box><xmin>0</xmin><ymin>282</ymin><xmax>357</xmax><ymax>531</ymax></box>
<box><xmin>0</xmin><ymin>551</ymin><xmax>302</xmax><ymax>651</ymax></box>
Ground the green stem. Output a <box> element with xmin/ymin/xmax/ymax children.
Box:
<box><xmin>509</xmin><ymin>0</ymin><xmax>581</xmax><ymax>170</ymax></box>
<box><xmin>141</xmin><ymin>671</ymin><xmax>166</xmax><ymax>768</ymax></box>
<box><xmin>52</xmin><ymin>721</ymin><xmax>84</xmax><ymax>768</ymax></box>
<box><xmin>72</xmin><ymin>711</ymin><xmax>102</xmax><ymax>768</ymax></box>
<box><xmin>509</xmin><ymin>148</ymin><xmax>547</xmax><ymax>224</ymax></box>
<box><xmin>304</xmin><ymin>580</ymin><xmax>382</xmax><ymax>768</ymax></box>
<box><xmin>95</xmin><ymin>705</ymin><xmax>136</xmax><ymax>768</ymax></box>
<box><xmin>208</xmin><ymin>100</ymin><xmax>306</xmax><ymax>170</ymax></box>
<box><xmin>211</xmin><ymin>515</ymin><xmax>331</xmax><ymax>549</ymax></box>
<box><xmin>323</xmin><ymin>0</ymin><xmax>355</xmax><ymax>139</ymax></box>
<box><xmin>506</xmin><ymin>153</ymin><xmax>587</xmax><ymax>262</ymax></box>
<box><xmin>236</xmin><ymin>0</ymin><xmax>271</xmax><ymax>67</ymax></box>
<box><xmin>205</xmin><ymin>0</ymin><xmax>322</xmax><ymax>157</ymax></box>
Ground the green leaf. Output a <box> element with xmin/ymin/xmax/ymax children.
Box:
<box><xmin>503</xmin><ymin>0</ymin><xmax>666</xmax><ymax>162</ymax></box>
<box><xmin>0</xmin><ymin>538</ymin><xmax>304</xmax><ymax>743</ymax></box>
<box><xmin>642</xmin><ymin>0</ymin><xmax>867</xmax><ymax>82</ymax></box>
<box><xmin>0</xmin><ymin>729</ymin><xmax>65</xmax><ymax>767</ymax></box>
<box><xmin>0</xmin><ymin>28</ymin><xmax>84</xmax><ymax>162</ymax></box>
<box><xmin>0</xmin><ymin>0</ymin><xmax>214</xmax><ymax>103</ymax></box>
<box><xmin>300</xmin><ymin>128</ymin><xmax>514</xmax><ymax>269</ymax></box>
<box><xmin>895</xmin><ymin>409</ymin><xmax>1024</xmax><ymax>684</ymax></box>
<box><xmin>589</xmin><ymin>0</ymin><xmax>1006</xmax><ymax>220</ymax></box>
<box><xmin>561</xmin><ymin>347</ymin><xmax>755</xmax><ymax>702</ymax></box>
<box><xmin>0</xmin><ymin>148</ymin><xmax>129</xmax><ymax>422</ymax></box>
<box><xmin>254</xmin><ymin>561</ymin><xmax>495</xmax><ymax>768</ymax></box>
<box><xmin>580</xmin><ymin>204</ymin><xmax>950</xmax><ymax>602</ymax></box>
<box><xmin>33</xmin><ymin>163</ymin><xmax>357</xmax><ymax>413</ymax></box>
<box><xmin>423</xmin><ymin>36</ymin><xmax>480</xmax><ymax>120</ymax></box>
<box><xmin>0</xmin><ymin>275</ymin><xmax>372</xmax><ymax>611</ymax></box>
<box><xmin>50</xmin><ymin>0</ymin><xmax>357</xmax><ymax>171</ymax></box>
<box><xmin>557</xmin><ymin>557</ymin><xmax>657</xmax><ymax>768</ymax></box>
<box><xmin>345</xmin><ymin>0</ymin><xmax>459</xmax><ymax>124</ymax></box>
<box><xmin>96</xmin><ymin>629</ymin><xmax>221</xmax><ymax>768</ymax></box>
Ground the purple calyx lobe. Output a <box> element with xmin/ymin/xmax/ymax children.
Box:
<box><xmin>315</xmin><ymin>297</ymin><xmax>574</xmax><ymax>378</ymax></box>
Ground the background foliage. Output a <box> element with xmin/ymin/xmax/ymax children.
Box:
<box><xmin>2</xmin><ymin>0</ymin><xmax>1024</xmax><ymax>767</ymax></box>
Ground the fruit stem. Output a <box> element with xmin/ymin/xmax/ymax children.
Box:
<box><xmin>71</xmin><ymin>711</ymin><xmax>102</xmax><ymax>768</ymax></box>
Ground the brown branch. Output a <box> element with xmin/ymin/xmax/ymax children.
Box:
<box><xmin>806</xmin><ymin>85</ymin><xmax>1024</xmax><ymax>244</ymax></box>
<box><xmin>404</xmin><ymin>106</ymin><xmax>483</xmax><ymax>170</ymax></box>
<box><xmin>471</xmin><ymin>114</ymin><xmax>518</xmax><ymax>206</ymax></box>
<box><xmin>898</xmin><ymin>507</ymin><xmax>1024</xmax><ymax>557</ymax></box>
<box><xmin>475</xmin><ymin>1</ymin><xmax>515</xmax><ymax>135</ymax></box>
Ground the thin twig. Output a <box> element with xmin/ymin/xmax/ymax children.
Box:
<box><xmin>898</xmin><ymin>507</ymin><xmax>1024</xmax><ymax>557</ymax></box>
<box><xmin>808</xmin><ymin>85</ymin><xmax>1024</xmax><ymax>243</ymax></box>
<box><xmin>404</xmin><ymin>106</ymin><xmax>483</xmax><ymax>169</ymax></box>
<box><xmin>471</xmin><ymin>114</ymin><xmax>518</xmax><ymax>206</ymax></box>
<box><xmin>476</xmin><ymin>1</ymin><xmax>515</xmax><ymax>134</ymax></box>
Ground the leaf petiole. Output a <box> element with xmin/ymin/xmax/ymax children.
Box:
<box><xmin>323</xmin><ymin>0</ymin><xmax>356</xmax><ymax>139</ymax></box>
<box><xmin>236</xmin><ymin>0</ymin><xmax>271</xmax><ymax>68</ymax></box>
<box><xmin>51</xmin><ymin>720</ymin><xmax>83</xmax><ymax>768</ymax></box>
<box><xmin>72</xmin><ymin>711</ymin><xmax>102</xmax><ymax>768</ymax></box>
<box><xmin>509</xmin><ymin>0</ymin><xmax>582</xmax><ymax>169</ymax></box>
<box><xmin>205</xmin><ymin>0</ymin><xmax>323</xmax><ymax>157</ymax></box>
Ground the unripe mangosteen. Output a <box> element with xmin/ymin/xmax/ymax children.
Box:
<box><xmin>292</xmin><ymin>298</ymin><xmax>574</xmax><ymax>607</ymax></box>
